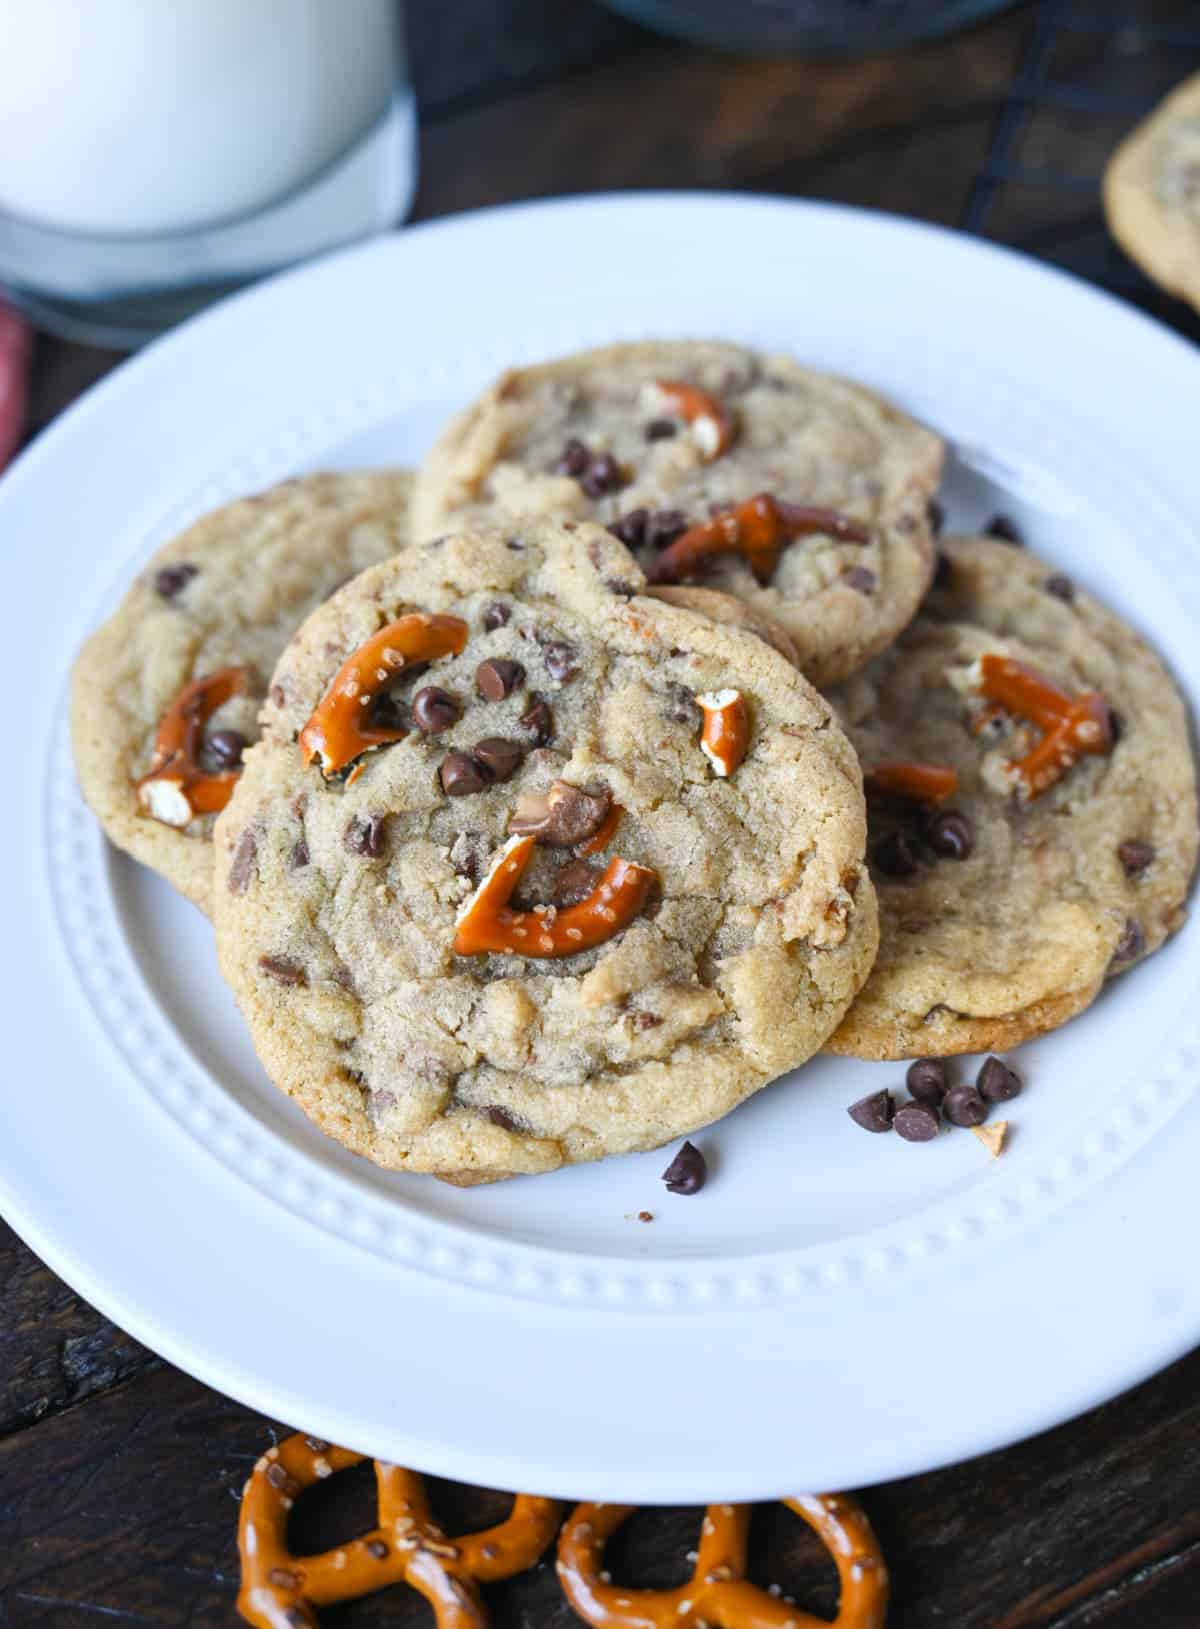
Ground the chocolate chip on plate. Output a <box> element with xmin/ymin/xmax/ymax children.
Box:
<box><xmin>473</xmin><ymin>737</ymin><xmax>523</xmax><ymax>782</ymax></box>
<box><xmin>985</xmin><ymin>514</ymin><xmax>1023</xmax><ymax>545</ymax></box>
<box><xmin>440</xmin><ymin>751</ymin><xmax>487</xmax><ymax>797</ymax></box>
<box><xmin>345</xmin><ymin>814</ymin><xmax>387</xmax><ymax>858</ymax></box>
<box><xmin>662</xmin><ymin>1140</ymin><xmax>707</xmax><ymax>1194</ymax></box>
<box><xmin>644</xmin><ymin>417</ymin><xmax>678</xmax><ymax>441</ymax></box>
<box><xmin>926</xmin><ymin>809</ymin><xmax>973</xmax><ymax>860</ymax></box>
<box><xmin>154</xmin><ymin>561</ymin><xmax>198</xmax><ymax>599</ymax></box>
<box><xmin>906</xmin><ymin>1058</ymin><xmax>947</xmax><ymax>1104</ymax></box>
<box><xmin>207</xmin><ymin>728</ymin><xmax>246</xmax><ymax>769</ymax></box>
<box><xmin>554</xmin><ymin>437</ymin><xmax>591</xmax><ymax>477</ymax></box>
<box><xmin>977</xmin><ymin>1056</ymin><xmax>1022</xmax><ymax>1102</ymax></box>
<box><xmin>1043</xmin><ymin>573</ymin><xmax>1075</xmax><ymax>601</ymax></box>
<box><xmin>476</xmin><ymin>658</ymin><xmax>525</xmax><ymax>702</ymax></box>
<box><xmin>894</xmin><ymin>1099</ymin><xmax>940</xmax><ymax>1142</ymax></box>
<box><xmin>581</xmin><ymin>452</ymin><xmax>625</xmax><ymax>498</ymax></box>
<box><xmin>872</xmin><ymin>830</ymin><xmax>920</xmax><ymax>878</ymax></box>
<box><xmin>1112</xmin><ymin>916</ymin><xmax>1145</xmax><ymax>963</ymax></box>
<box><xmin>944</xmin><ymin>1084</ymin><xmax>988</xmax><ymax>1127</ymax></box>
<box><xmin>542</xmin><ymin>640</ymin><xmax>579</xmax><ymax>683</ymax></box>
<box><xmin>1118</xmin><ymin>839</ymin><xmax>1155</xmax><ymax>877</ymax></box>
<box><xmin>519</xmin><ymin>695</ymin><xmax>555</xmax><ymax>745</ymax></box>
<box><xmin>412</xmin><ymin>685</ymin><xmax>461</xmax><ymax>734</ymax></box>
<box><xmin>482</xmin><ymin>601</ymin><xmax>511</xmax><ymax>631</ymax></box>
<box><xmin>847</xmin><ymin>1088</ymin><xmax>894</xmax><ymax>1133</ymax></box>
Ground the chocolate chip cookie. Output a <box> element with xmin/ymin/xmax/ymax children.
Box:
<box><xmin>71</xmin><ymin>470</ymin><xmax>414</xmax><ymax>913</ymax></box>
<box><xmin>1105</xmin><ymin>71</ymin><xmax>1200</xmax><ymax>314</ymax></box>
<box><xmin>412</xmin><ymin>341</ymin><xmax>943</xmax><ymax>686</ymax></box>
<box><xmin>212</xmin><ymin>519</ymin><xmax>878</xmax><ymax>1182</ymax></box>
<box><xmin>826</xmin><ymin>535</ymin><xmax>1198</xmax><ymax>1059</ymax></box>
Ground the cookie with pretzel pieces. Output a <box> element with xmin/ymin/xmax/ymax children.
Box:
<box><xmin>825</xmin><ymin>535</ymin><xmax>1198</xmax><ymax>1060</ymax></box>
<box><xmin>411</xmin><ymin>341</ymin><xmax>943</xmax><ymax>687</ymax></box>
<box><xmin>71</xmin><ymin>470</ymin><xmax>414</xmax><ymax>914</ymax></box>
<box><xmin>213</xmin><ymin>519</ymin><xmax>878</xmax><ymax>1181</ymax></box>
<box><xmin>1104</xmin><ymin>70</ymin><xmax>1200</xmax><ymax>316</ymax></box>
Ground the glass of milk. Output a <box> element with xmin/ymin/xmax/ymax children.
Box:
<box><xmin>0</xmin><ymin>0</ymin><xmax>418</xmax><ymax>345</ymax></box>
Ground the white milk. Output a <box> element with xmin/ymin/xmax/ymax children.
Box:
<box><xmin>0</xmin><ymin>0</ymin><xmax>402</xmax><ymax>236</ymax></box>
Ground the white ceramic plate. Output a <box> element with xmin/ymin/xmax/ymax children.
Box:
<box><xmin>4</xmin><ymin>195</ymin><xmax>1199</xmax><ymax>1502</ymax></box>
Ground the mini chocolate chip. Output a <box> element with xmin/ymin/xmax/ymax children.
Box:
<box><xmin>486</xmin><ymin>1105</ymin><xmax>521</xmax><ymax>1132</ymax></box>
<box><xmin>553</xmin><ymin>859</ymin><xmax>599</xmax><ymax>906</ymax></box>
<box><xmin>1118</xmin><ymin>839</ymin><xmax>1154</xmax><ymax>877</ymax></box>
<box><xmin>843</xmin><ymin>566</ymin><xmax>876</xmax><ymax>594</ymax></box>
<box><xmin>894</xmin><ymin>1099</ymin><xmax>940</xmax><ymax>1142</ymax></box>
<box><xmin>1112</xmin><ymin>916</ymin><xmax>1144</xmax><ymax>963</ymax></box>
<box><xmin>977</xmin><ymin>1055</ymin><xmax>1022</xmax><ymax>1102</ymax></box>
<box><xmin>440</xmin><ymin>751</ymin><xmax>486</xmax><ymax>797</ymax></box>
<box><xmin>367</xmin><ymin>1539</ymin><xmax>389</xmax><ymax>1560</ymax></box>
<box><xmin>227</xmin><ymin>830</ymin><xmax>257</xmax><ymax>895</ymax></box>
<box><xmin>542</xmin><ymin>641</ymin><xmax>579</xmax><ymax>682</ymax></box>
<box><xmin>944</xmin><ymin>1084</ymin><xmax>988</xmax><ymax>1127</ymax></box>
<box><xmin>483</xmin><ymin>601</ymin><xmax>511</xmax><ymax>631</ymax></box>
<box><xmin>927</xmin><ymin>499</ymin><xmax>945</xmax><ymax>536</ymax></box>
<box><xmin>986</xmin><ymin>514</ymin><xmax>1023</xmax><ymax>545</ymax></box>
<box><xmin>848</xmin><ymin>1088</ymin><xmax>894</xmax><ymax>1133</ymax></box>
<box><xmin>905</xmin><ymin>1058</ymin><xmax>947</xmax><ymax>1104</ymax></box>
<box><xmin>634</xmin><ymin>1010</ymin><xmax>663</xmax><ymax>1030</ymax></box>
<box><xmin>154</xmin><ymin>561</ymin><xmax>198</xmax><ymax>599</ymax></box>
<box><xmin>473</xmin><ymin>737</ymin><xmax>523</xmax><ymax>782</ymax></box>
<box><xmin>207</xmin><ymin>728</ymin><xmax>246</xmax><ymax>769</ymax></box>
<box><xmin>412</xmin><ymin>685</ymin><xmax>461</xmax><ymax>734</ymax></box>
<box><xmin>645</xmin><ymin>508</ymin><xmax>688</xmax><ymax>550</ymax></box>
<box><xmin>554</xmin><ymin>437</ymin><xmax>591</xmax><ymax>476</ymax></box>
<box><xmin>644</xmin><ymin>417</ymin><xmax>678</xmax><ymax>441</ymax></box>
<box><xmin>290</xmin><ymin>838</ymin><xmax>310</xmax><ymax>869</ymax></box>
<box><xmin>258</xmin><ymin>955</ymin><xmax>306</xmax><ymax>987</ymax></box>
<box><xmin>520</xmin><ymin>696</ymin><xmax>554</xmax><ymax>745</ymax></box>
<box><xmin>581</xmin><ymin>452</ymin><xmax>625</xmax><ymax>498</ymax></box>
<box><xmin>1044</xmin><ymin>573</ymin><xmax>1075</xmax><ymax>601</ymax></box>
<box><xmin>872</xmin><ymin>830</ymin><xmax>920</xmax><ymax>877</ymax></box>
<box><xmin>662</xmin><ymin>1140</ymin><xmax>707</xmax><ymax>1194</ymax></box>
<box><xmin>476</xmin><ymin>658</ymin><xmax>525</xmax><ymax>702</ymax></box>
<box><xmin>345</xmin><ymin>814</ymin><xmax>387</xmax><ymax>858</ymax></box>
<box><xmin>926</xmin><ymin>809</ymin><xmax>973</xmax><ymax>860</ymax></box>
<box><xmin>610</xmin><ymin>507</ymin><xmax>648</xmax><ymax>548</ymax></box>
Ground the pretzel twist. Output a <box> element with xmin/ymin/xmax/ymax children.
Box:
<box><xmin>977</xmin><ymin>653</ymin><xmax>1113</xmax><ymax>798</ymax></box>
<box><xmin>557</xmin><ymin>1494</ymin><xmax>887</xmax><ymax>1629</ymax></box>
<box><xmin>237</xmin><ymin>1433</ymin><xmax>561</xmax><ymax>1628</ymax></box>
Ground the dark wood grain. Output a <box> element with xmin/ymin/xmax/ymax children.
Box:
<box><xmin>6</xmin><ymin>2</ymin><xmax>1200</xmax><ymax>1624</ymax></box>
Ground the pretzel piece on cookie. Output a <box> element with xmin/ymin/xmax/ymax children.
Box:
<box><xmin>135</xmin><ymin>665</ymin><xmax>251</xmax><ymax>827</ymax></box>
<box><xmin>647</xmin><ymin>495</ymin><xmax>870</xmax><ymax>587</ymax></box>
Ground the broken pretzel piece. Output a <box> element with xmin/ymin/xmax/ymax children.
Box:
<box><xmin>865</xmin><ymin>760</ymin><xmax>959</xmax><ymax>804</ymax></box>
<box><xmin>454</xmin><ymin>834</ymin><xmax>657</xmax><ymax>958</ymax></box>
<box><xmin>299</xmin><ymin>612</ymin><xmax>468</xmax><ymax>777</ymax></box>
<box><xmin>978</xmin><ymin>653</ymin><xmax>1113</xmax><ymax>799</ymax></box>
<box><xmin>698</xmin><ymin>689</ymin><xmax>749</xmax><ymax>778</ymax></box>
<box><xmin>651</xmin><ymin>378</ymin><xmax>737</xmax><ymax>460</ymax></box>
<box><xmin>647</xmin><ymin>493</ymin><xmax>870</xmax><ymax>586</ymax></box>
<box><xmin>135</xmin><ymin>665</ymin><xmax>251</xmax><ymax>828</ymax></box>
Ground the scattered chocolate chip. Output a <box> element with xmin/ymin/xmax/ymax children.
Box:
<box><xmin>637</xmin><ymin>1210</ymin><xmax>654</xmax><ymax>1223</ymax></box>
<box><xmin>581</xmin><ymin>452</ymin><xmax>625</xmax><ymax>498</ymax></box>
<box><xmin>894</xmin><ymin>1099</ymin><xmax>940</xmax><ymax>1142</ymax></box>
<box><xmin>482</xmin><ymin>601</ymin><xmax>511</xmax><ymax>631</ymax></box>
<box><xmin>932</xmin><ymin>552</ymin><xmax>953</xmax><ymax>588</ymax></box>
<box><xmin>644</xmin><ymin>417</ymin><xmax>678</xmax><ymax>441</ymax></box>
<box><xmin>268</xmin><ymin>1567</ymin><xmax>299</xmax><ymax>1589</ymax></box>
<box><xmin>366</xmin><ymin>1539</ymin><xmax>389</xmax><ymax>1560</ymax></box>
<box><xmin>843</xmin><ymin>566</ymin><xmax>876</xmax><ymax>594</ymax></box>
<box><xmin>290</xmin><ymin>838</ymin><xmax>310</xmax><ymax>869</ymax></box>
<box><xmin>345</xmin><ymin>814</ymin><xmax>387</xmax><ymax>858</ymax></box>
<box><xmin>926</xmin><ymin>809</ymin><xmax>973</xmax><ymax>860</ymax></box>
<box><xmin>905</xmin><ymin>1058</ymin><xmax>947</xmax><ymax>1104</ymax></box>
<box><xmin>519</xmin><ymin>695</ymin><xmax>554</xmax><ymax>745</ymax></box>
<box><xmin>610</xmin><ymin>507</ymin><xmax>648</xmax><ymax>548</ymax></box>
<box><xmin>258</xmin><ymin>955</ymin><xmax>306</xmax><ymax>987</ymax></box>
<box><xmin>1118</xmin><ymin>839</ymin><xmax>1154</xmax><ymax>877</ymax></box>
<box><xmin>206</xmin><ymin>728</ymin><xmax>246</xmax><ymax>769</ymax></box>
<box><xmin>1112</xmin><ymin>916</ymin><xmax>1144</xmax><ymax>963</ymax></box>
<box><xmin>554</xmin><ymin>437</ymin><xmax>591</xmax><ymax>477</ymax></box>
<box><xmin>270</xmin><ymin>682</ymin><xmax>287</xmax><ymax>709</ymax></box>
<box><xmin>634</xmin><ymin>1010</ymin><xmax>663</xmax><ymax>1030</ymax></box>
<box><xmin>553</xmin><ymin>859</ymin><xmax>599</xmax><ymax>906</ymax></box>
<box><xmin>645</xmin><ymin>508</ymin><xmax>688</xmax><ymax>550</ymax></box>
<box><xmin>944</xmin><ymin>1084</ymin><xmax>988</xmax><ymax>1127</ymax></box>
<box><xmin>927</xmin><ymin>499</ymin><xmax>945</xmax><ymax>536</ymax></box>
<box><xmin>227</xmin><ymin>829</ymin><xmax>257</xmax><ymax>895</ymax></box>
<box><xmin>154</xmin><ymin>561</ymin><xmax>198</xmax><ymax>599</ymax></box>
<box><xmin>977</xmin><ymin>1056</ymin><xmax>1022</xmax><ymax>1102</ymax></box>
<box><xmin>542</xmin><ymin>640</ymin><xmax>579</xmax><ymax>682</ymax></box>
<box><xmin>485</xmin><ymin>1105</ymin><xmax>521</xmax><ymax>1132</ymax></box>
<box><xmin>985</xmin><ymin>514</ymin><xmax>1023</xmax><ymax>545</ymax></box>
<box><xmin>408</xmin><ymin>685</ymin><xmax>457</xmax><ymax>734</ymax></box>
<box><xmin>1044</xmin><ymin>573</ymin><xmax>1075</xmax><ymax>601</ymax></box>
<box><xmin>872</xmin><ymin>830</ymin><xmax>920</xmax><ymax>877</ymax></box>
<box><xmin>848</xmin><ymin>1088</ymin><xmax>894</xmax><ymax>1133</ymax></box>
<box><xmin>440</xmin><ymin>751</ymin><xmax>486</xmax><ymax>797</ymax></box>
<box><xmin>473</xmin><ymin>737</ymin><xmax>523</xmax><ymax>782</ymax></box>
<box><xmin>662</xmin><ymin>1140</ymin><xmax>707</xmax><ymax>1195</ymax></box>
<box><xmin>476</xmin><ymin>657</ymin><xmax>525</xmax><ymax>702</ymax></box>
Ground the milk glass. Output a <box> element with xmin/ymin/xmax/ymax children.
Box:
<box><xmin>0</xmin><ymin>0</ymin><xmax>417</xmax><ymax>345</ymax></box>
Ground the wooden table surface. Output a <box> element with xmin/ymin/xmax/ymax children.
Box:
<box><xmin>4</xmin><ymin>3</ymin><xmax>1200</xmax><ymax>1623</ymax></box>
